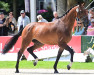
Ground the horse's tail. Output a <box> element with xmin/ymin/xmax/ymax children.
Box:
<box><xmin>2</xmin><ymin>29</ymin><xmax>23</xmax><ymax>54</ymax></box>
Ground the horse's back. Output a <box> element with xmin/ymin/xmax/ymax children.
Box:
<box><xmin>21</xmin><ymin>22</ymin><xmax>59</xmax><ymax>45</ymax></box>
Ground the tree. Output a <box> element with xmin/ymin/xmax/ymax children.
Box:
<box><xmin>0</xmin><ymin>0</ymin><xmax>25</xmax><ymax>19</ymax></box>
<box><xmin>0</xmin><ymin>1</ymin><xmax>10</xmax><ymax>13</ymax></box>
<box><xmin>12</xmin><ymin>0</ymin><xmax>17</xmax><ymax>19</ymax></box>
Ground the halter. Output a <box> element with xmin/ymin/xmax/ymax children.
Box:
<box><xmin>76</xmin><ymin>5</ymin><xmax>87</xmax><ymax>21</ymax></box>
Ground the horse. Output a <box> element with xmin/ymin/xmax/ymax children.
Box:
<box><xmin>2</xmin><ymin>4</ymin><xmax>87</xmax><ymax>73</ymax></box>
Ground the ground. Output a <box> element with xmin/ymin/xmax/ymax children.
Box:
<box><xmin>0</xmin><ymin>69</ymin><xmax>94</xmax><ymax>75</ymax></box>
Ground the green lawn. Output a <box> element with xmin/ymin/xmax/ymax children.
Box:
<box><xmin>0</xmin><ymin>60</ymin><xmax>94</xmax><ymax>69</ymax></box>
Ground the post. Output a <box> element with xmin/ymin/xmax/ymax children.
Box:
<box><xmin>85</xmin><ymin>0</ymin><xmax>94</xmax><ymax>9</ymax></box>
<box><xmin>13</xmin><ymin>0</ymin><xmax>17</xmax><ymax>19</ymax></box>
<box><xmin>51</xmin><ymin>0</ymin><xmax>56</xmax><ymax>11</ymax></box>
<box><xmin>30</xmin><ymin>0</ymin><xmax>36</xmax><ymax>22</ymax></box>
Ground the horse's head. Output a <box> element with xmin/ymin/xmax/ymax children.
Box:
<box><xmin>76</xmin><ymin>5</ymin><xmax>87</xmax><ymax>20</ymax></box>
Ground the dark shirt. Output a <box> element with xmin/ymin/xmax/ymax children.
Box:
<box><xmin>1</xmin><ymin>18</ymin><xmax>5</xmax><ymax>23</ymax></box>
<box><xmin>0</xmin><ymin>18</ymin><xmax>6</xmax><ymax>36</ymax></box>
<box><xmin>0</xmin><ymin>20</ymin><xmax>4</xmax><ymax>24</ymax></box>
<box><xmin>0</xmin><ymin>18</ymin><xmax>5</xmax><ymax>24</ymax></box>
<box><xmin>0</xmin><ymin>18</ymin><xmax>9</xmax><ymax>36</ymax></box>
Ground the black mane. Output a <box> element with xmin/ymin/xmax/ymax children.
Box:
<box><xmin>58</xmin><ymin>5</ymin><xmax>77</xmax><ymax>18</ymax></box>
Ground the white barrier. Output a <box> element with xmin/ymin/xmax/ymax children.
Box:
<box><xmin>0</xmin><ymin>53</ymin><xmax>17</xmax><ymax>61</ymax></box>
<box><xmin>43</xmin><ymin>53</ymin><xmax>87</xmax><ymax>62</ymax></box>
<box><xmin>27</xmin><ymin>49</ymin><xmax>70</xmax><ymax>61</ymax></box>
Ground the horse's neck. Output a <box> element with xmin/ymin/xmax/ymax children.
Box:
<box><xmin>61</xmin><ymin>6</ymin><xmax>77</xmax><ymax>30</ymax></box>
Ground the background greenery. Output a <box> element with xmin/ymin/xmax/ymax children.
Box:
<box><xmin>0</xmin><ymin>0</ymin><xmax>25</xmax><ymax>19</ymax></box>
<box><xmin>0</xmin><ymin>1</ymin><xmax>9</xmax><ymax>12</ymax></box>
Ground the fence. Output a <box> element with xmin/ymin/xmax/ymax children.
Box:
<box><xmin>0</xmin><ymin>36</ymin><xmax>94</xmax><ymax>62</ymax></box>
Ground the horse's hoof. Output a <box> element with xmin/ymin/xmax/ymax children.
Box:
<box><xmin>67</xmin><ymin>65</ymin><xmax>71</xmax><ymax>70</ymax></box>
<box><xmin>33</xmin><ymin>58</ymin><xmax>38</xmax><ymax>66</ymax></box>
<box><xmin>15</xmin><ymin>70</ymin><xmax>19</xmax><ymax>73</ymax></box>
<box><xmin>33</xmin><ymin>61</ymin><xmax>37</xmax><ymax>66</ymax></box>
<box><xmin>54</xmin><ymin>70</ymin><xmax>59</xmax><ymax>73</ymax></box>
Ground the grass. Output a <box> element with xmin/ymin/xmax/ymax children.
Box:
<box><xmin>0</xmin><ymin>60</ymin><xmax>94</xmax><ymax>69</ymax></box>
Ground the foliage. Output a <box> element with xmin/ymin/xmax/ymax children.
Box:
<box><xmin>0</xmin><ymin>1</ymin><xmax>10</xmax><ymax>12</ymax></box>
<box><xmin>89</xmin><ymin>0</ymin><xmax>93</xmax><ymax>2</ymax></box>
<box><xmin>37</xmin><ymin>7</ymin><xmax>54</xmax><ymax>22</ymax></box>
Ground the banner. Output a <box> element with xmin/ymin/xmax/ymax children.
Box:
<box><xmin>0</xmin><ymin>36</ymin><xmax>21</xmax><ymax>53</ymax></box>
<box><xmin>0</xmin><ymin>36</ymin><xmax>22</xmax><ymax>61</ymax></box>
<box><xmin>0</xmin><ymin>36</ymin><xmax>81</xmax><ymax>61</ymax></box>
<box><xmin>68</xmin><ymin>36</ymin><xmax>81</xmax><ymax>53</ymax></box>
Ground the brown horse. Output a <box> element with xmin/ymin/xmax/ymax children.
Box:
<box><xmin>2</xmin><ymin>5</ymin><xmax>87</xmax><ymax>73</ymax></box>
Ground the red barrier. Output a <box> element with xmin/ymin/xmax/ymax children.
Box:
<box><xmin>0</xmin><ymin>36</ymin><xmax>81</xmax><ymax>59</ymax></box>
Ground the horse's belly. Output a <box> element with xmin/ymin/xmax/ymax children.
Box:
<box><xmin>41</xmin><ymin>38</ymin><xmax>58</xmax><ymax>45</ymax></box>
<box><xmin>35</xmin><ymin>34</ymin><xmax>58</xmax><ymax>45</ymax></box>
<box><xmin>40</xmin><ymin>39</ymin><xmax>58</xmax><ymax>45</ymax></box>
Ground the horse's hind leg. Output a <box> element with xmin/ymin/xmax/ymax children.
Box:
<box><xmin>27</xmin><ymin>39</ymin><xmax>44</xmax><ymax>66</ymax></box>
<box><xmin>15</xmin><ymin>45</ymin><xmax>27</xmax><ymax>73</ymax></box>
<box><xmin>15</xmin><ymin>49</ymin><xmax>23</xmax><ymax>73</ymax></box>
<box><xmin>15</xmin><ymin>38</ymin><xmax>32</xmax><ymax>73</ymax></box>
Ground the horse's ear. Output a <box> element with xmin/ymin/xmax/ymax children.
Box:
<box><xmin>77</xmin><ymin>1</ymin><xmax>85</xmax><ymax>5</ymax></box>
<box><xmin>77</xmin><ymin>1</ymin><xmax>85</xmax><ymax>8</ymax></box>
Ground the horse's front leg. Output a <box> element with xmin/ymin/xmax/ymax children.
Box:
<box><xmin>65</xmin><ymin>46</ymin><xmax>74</xmax><ymax>70</ymax></box>
<box><xmin>54</xmin><ymin>48</ymin><xmax>64</xmax><ymax>73</ymax></box>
